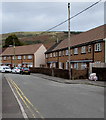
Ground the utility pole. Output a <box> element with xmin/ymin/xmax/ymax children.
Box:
<box><xmin>13</xmin><ymin>38</ymin><xmax>16</xmax><ymax>67</ymax></box>
<box><xmin>68</xmin><ymin>3</ymin><xmax>71</xmax><ymax>79</ymax></box>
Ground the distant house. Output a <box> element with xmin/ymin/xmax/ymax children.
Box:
<box><xmin>1</xmin><ymin>44</ymin><xmax>47</xmax><ymax>67</ymax></box>
<box><xmin>45</xmin><ymin>24</ymin><xmax>106</xmax><ymax>70</ymax></box>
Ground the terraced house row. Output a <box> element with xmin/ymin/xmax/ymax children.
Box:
<box><xmin>45</xmin><ymin>24</ymin><xmax>106</xmax><ymax>70</ymax></box>
<box><xmin>1</xmin><ymin>24</ymin><xmax>106</xmax><ymax>70</ymax></box>
<box><xmin>1</xmin><ymin>44</ymin><xmax>46</xmax><ymax>67</ymax></box>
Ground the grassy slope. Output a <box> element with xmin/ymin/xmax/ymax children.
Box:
<box><xmin>1</xmin><ymin>31</ymin><xmax>81</xmax><ymax>49</ymax></box>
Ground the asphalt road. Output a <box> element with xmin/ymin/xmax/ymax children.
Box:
<box><xmin>3</xmin><ymin>73</ymin><xmax>104</xmax><ymax>119</ymax></box>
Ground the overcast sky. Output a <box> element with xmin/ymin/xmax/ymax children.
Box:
<box><xmin>1</xmin><ymin>1</ymin><xmax>104</xmax><ymax>34</ymax></box>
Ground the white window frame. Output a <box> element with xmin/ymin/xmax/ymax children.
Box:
<box><xmin>18</xmin><ymin>56</ymin><xmax>22</xmax><ymax>60</ymax></box>
<box><xmin>81</xmin><ymin>46</ymin><xmax>86</xmax><ymax>53</ymax></box>
<box><xmin>74</xmin><ymin>63</ymin><xmax>78</xmax><ymax>69</ymax></box>
<box><xmin>59</xmin><ymin>62</ymin><xmax>62</xmax><ymax>69</ymax></box>
<box><xmin>74</xmin><ymin>48</ymin><xmax>78</xmax><ymax>55</ymax></box>
<box><xmin>55</xmin><ymin>52</ymin><xmax>58</xmax><ymax>57</ymax></box>
<box><xmin>66</xmin><ymin>50</ymin><xmax>69</xmax><ymax>56</ymax></box>
<box><xmin>81</xmin><ymin>63</ymin><xmax>87</xmax><ymax>70</ymax></box>
<box><xmin>59</xmin><ymin>51</ymin><xmax>61</xmax><ymax>57</ymax></box>
<box><xmin>63</xmin><ymin>50</ymin><xmax>65</xmax><ymax>56</ymax></box>
<box><xmin>3</xmin><ymin>56</ymin><xmax>6</xmax><ymax>60</ymax></box>
<box><xmin>50</xmin><ymin>53</ymin><xmax>52</xmax><ymax>58</ymax></box>
<box><xmin>95</xmin><ymin>43</ymin><xmax>101</xmax><ymax>52</ymax></box>
<box><xmin>28</xmin><ymin>55</ymin><xmax>32</xmax><ymax>59</ymax></box>
<box><xmin>53</xmin><ymin>52</ymin><xmax>55</xmax><ymax>57</ymax></box>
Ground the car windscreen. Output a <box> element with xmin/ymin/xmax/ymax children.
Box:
<box><xmin>23</xmin><ymin>68</ymin><xmax>29</xmax><ymax>70</ymax></box>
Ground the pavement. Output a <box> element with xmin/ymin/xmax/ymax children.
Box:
<box><xmin>31</xmin><ymin>73</ymin><xmax>106</xmax><ymax>87</ymax></box>
<box><xmin>2</xmin><ymin>75</ymin><xmax>24</xmax><ymax>119</ymax></box>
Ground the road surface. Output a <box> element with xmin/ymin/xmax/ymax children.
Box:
<box><xmin>2</xmin><ymin>73</ymin><xmax>104</xmax><ymax>119</ymax></box>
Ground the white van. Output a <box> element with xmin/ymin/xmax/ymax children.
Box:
<box><xmin>0</xmin><ymin>66</ymin><xmax>11</xmax><ymax>73</ymax></box>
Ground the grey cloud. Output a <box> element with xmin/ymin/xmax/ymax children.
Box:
<box><xmin>2</xmin><ymin>2</ymin><xmax>104</xmax><ymax>33</ymax></box>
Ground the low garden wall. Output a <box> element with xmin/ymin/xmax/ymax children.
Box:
<box><xmin>30</xmin><ymin>67</ymin><xmax>88</xmax><ymax>80</ymax></box>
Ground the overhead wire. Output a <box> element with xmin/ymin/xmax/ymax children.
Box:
<box><xmin>36</xmin><ymin>0</ymin><xmax>102</xmax><ymax>36</ymax></box>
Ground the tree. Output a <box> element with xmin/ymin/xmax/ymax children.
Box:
<box><xmin>4</xmin><ymin>34</ymin><xmax>22</xmax><ymax>47</ymax></box>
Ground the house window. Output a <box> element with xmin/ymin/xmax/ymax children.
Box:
<box><xmin>95</xmin><ymin>43</ymin><xmax>101</xmax><ymax>52</ymax></box>
<box><xmin>59</xmin><ymin>51</ymin><xmax>61</xmax><ymax>57</ymax></box>
<box><xmin>74</xmin><ymin>48</ymin><xmax>78</xmax><ymax>55</ymax></box>
<box><xmin>81</xmin><ymin>46</ymin><xmax>86</xmax><ymax>53</ymax></box>
<box><xmin>63</xmin><ymin>50</ymin><xmax>65</xmax><ymax>56</ymax></box>
<box><xmin>18</xmin><ymin>56</ymin><xmax>21</xmax><ymax>60</ymax></box>
<box><xmin>55</xmin><ymin>52</ymin><xmax>58</xmax><ymax>57</ymax></box>
<box><xmin>53</xmin><ymin>52</ymin><xmax>55</xmax><ymax>57</ymax></box>
<box><xmin>88</xmin><ymin>45</ymin><xmax>91</xmax><ymax>53</ymax></box>
<box><xmin>50</xmin><ymin>53</ymin><xmax>52</xmax><ymax>58</ymax></box>
<box><xmin>81</xmin><ymin>63</ymin><xmax>87</xmax><ymax>70</ymax></box>
<box><xmin>23</xmin><ymin>55</ymin><xmax>26</xmax><ymax>59</ymax></box>
<box><xmin>66</xmin><ymin>50</ymin><xmax>69</xmax><ymax>56</ymax></box>
<box><xmin>74</xmin><ymin>63</ymin><xmax>78</xmax><ymax>69</ymax></box>
<box><xmin>59</xmin><ymin>62</ymin><xmax>62</xmax><ymax>69</ymax></box>
<box><xmin>28</xmin><ymin>55</ymin><xmax>32</xmax><ymax>59</ymax></box>
<box><xmin>7</xmin><ymin>56</ymin><xmax>11</xmax><ymax>60</ymax></box>
<box><xmin>3</xmin><ymin>56</ymin><xmax>6</xmax><ymax>60</ymax></box>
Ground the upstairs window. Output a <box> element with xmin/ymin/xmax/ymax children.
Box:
<box><xmin>74</xmin><ymin>48</ymin><xmax>78</xmax><ymax>55</ymax></box>
<box><xmin>66</xmin><ymin>50</ymin><xmax>69</xmax><ymax>56</ymax></box>
<box><xmin>50</xmin><ymin>53</ymin><xmax>52</xmax><ymax>58</ymax></box>
<box><xmin>95</xmin><ymin>43</ymin><xmax>101</xmax><ymax>52</ymax></box>
<box><xmin>53</xmin><ymin>52</ymin><xmax>56</xmax><ymax>57</ymax></box>
<box><xmin>3</xmin><ymin>56</ymin><xmax>6</xmax><ymax>60</ymax></box>
<box><xmin>63</xmin><ymin>50</ymin><xmax>65</xmax><ymax>56</ymax></box>
<box><xmin>18</xmin><ymin>56</ymin><xmax>21</xmax><ymax>60</ymax></box>
<box><xmin>7</xmin><ymin>56</ymin><xmax>11</xmax><ymax>60</ymax></box>
<box><xmin>81</xmin><ymin>46</ymin><xmax>86</xmax><ymax>53</ymax></box>
<box><xmin>28</xmin><ymin>55</ymin><xmax>32</xmax><ymax>59</ymax></box>
<box><xmin>59</xmin><ymin>51</ymin><xmax>61</xmax><ymax>57</ymax></box>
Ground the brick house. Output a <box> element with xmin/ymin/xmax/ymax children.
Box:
<box><xmin>1</xmin><ymin>44</ymin><xmax>47</xmax><ymax>68</ymax></box>
<box><xmin>45</xmin><ymin>24</ymin><xmax>106</xmax><ymax>70</ymax></box>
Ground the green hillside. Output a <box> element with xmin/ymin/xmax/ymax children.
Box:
<box><xmin>0</xmin><ymin>31</ymin><xmax>82</xmax><ymax>48</ymax></box>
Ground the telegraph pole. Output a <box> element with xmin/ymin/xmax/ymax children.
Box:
<box><xmin>68</xmin><ymin>3</ymin><xmax>71</xmax><ymax>79</ymax></box>
<box><xmin>13</xmin><ymin>38</ymin><xmax>16</xmax><ymax>67</ymax></box>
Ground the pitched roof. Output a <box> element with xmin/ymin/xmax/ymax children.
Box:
<box><xmin>45</xmin><ymin>40</ymin><xmax>62</xmax><ymax>54</ymax></box>
<box><xmin>50</xmin><ymin>24</ymin><xmax>106</xmax><ymax>52</ymax></box>
<box><xmin>2</xmin><ymin>44</ymin><xmax>43</xmax><ymax>56</ymax></box>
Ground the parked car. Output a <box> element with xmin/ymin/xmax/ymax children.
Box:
<box><xmin>12</xmin><ymin>67</ymin><xmax>21</xmax><ymax>74</ymax></box>
<box><xmin>20</xmin><ymin>67</ymin><xmax>30</xmax><ymax>75</ymax></box>
<box><xmin>0</xmin><ymin>66</ymin><xmax>11</xmax><ymax>73</ymax></box>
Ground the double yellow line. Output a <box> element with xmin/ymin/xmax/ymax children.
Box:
<box><xmin>6</xmin><ymin>77</ymin><xmax>45</xmax><ymax>120</ymax></box>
